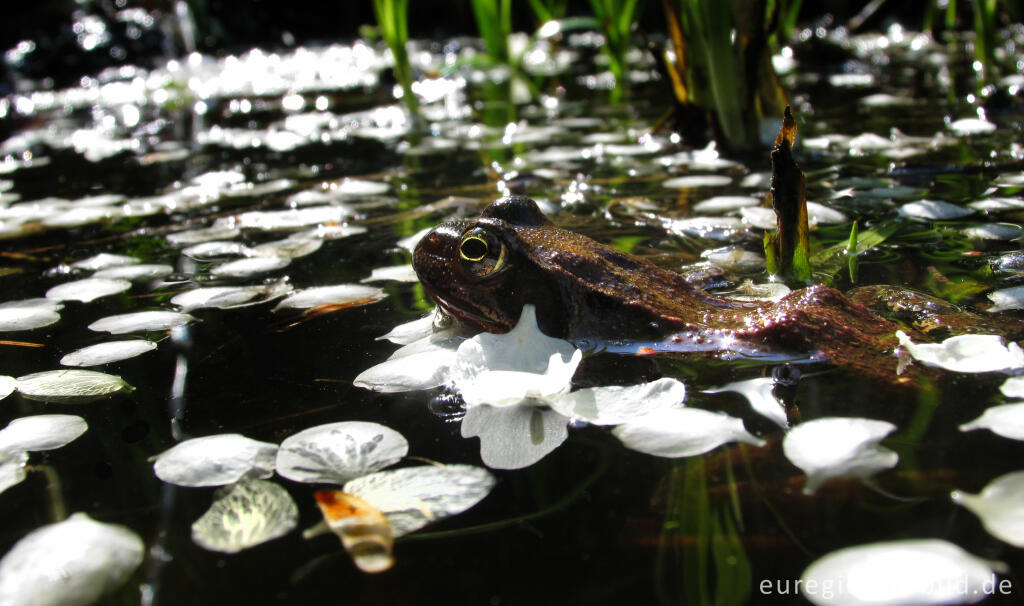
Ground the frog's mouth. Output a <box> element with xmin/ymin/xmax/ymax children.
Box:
<box><xmin>424</xmin><ymin>286</ymin><xmax>507</xmax><ymax>334</ymax></box>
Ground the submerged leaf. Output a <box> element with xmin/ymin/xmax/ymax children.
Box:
<box><xmin>0</xmin><ymin>513</ymin><xmax>144</xmax><ymax>606</ymax></box>
<box><xmin>782</xmin><ymin>417</ymin><xmax>897</xmax><ymax>494</ymax></box>
<box><xmin>191</xmin><ymin>479</ymin><xmax>298</xmax><ymax>553</ymax></box>
<box><xmin>461</xmin><ymin>405</ymin><xmax>569</xmax><ymax>470</ymax></box>
<box><xmin>612</xmin><ymin>408</ymin><xmax>765</xmax><ymax>458</ymax></box>
<box><xmin>276</xmin><ymin>421</ymin><xmax>408</xmax><ymax>485</ymax></box>
<box><xmin>89</xmin><ymin>310</ymin><xmax>195</xmax><ymax>334</ymax></box>
<box><xmin>801</xmin><ymin>539</ymin><xmax>1005</xmax><ymax>606</ymax></box>
<box><xmin>343</xmin><ymin>464</ymin><xmax>496</xmax><ymax>537</ymax></box>
<box><xmin>952</xmin><ymin>471</ymin><xmax>1024</xmax><ymax>547</ymax></box>
<box><xmin>0</xmin><ymin>415</ymin><xmax>88</xmax><ymax>454</ymax></box>
<box><xmin>153</xmin><ymin>434</ymin><xmax>278</xmax><ymax>487</ymax></box>
<box><xmin>896</xmin><ymin>330</ymin><xmax>1024</xmax><ymax>373</ymax></box>
<box><xmin>60</xmin><ymin>340</ymin><xmax>157</xmax><ymax>366</ymax></box>
<box><xmin>15</xmin><ymin>369</ymin><xmax>133</xmax><ymax>403</ymax></box>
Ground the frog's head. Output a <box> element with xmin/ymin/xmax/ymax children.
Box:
<box><xmin>413</xmin><ymin>196</ymin><xmax>560</xmax><ymax>334</ymax></box>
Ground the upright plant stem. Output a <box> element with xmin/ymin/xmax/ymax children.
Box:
<box><xmin>373</xmin><ymin>0</ymin><xmax>420</xmax><ymax>119</ymax></box>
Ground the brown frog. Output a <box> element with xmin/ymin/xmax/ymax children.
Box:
<box><xmin>411</xmin><ymin>195</ymin><xmax>981</xmax><ymax>383</ymax></box>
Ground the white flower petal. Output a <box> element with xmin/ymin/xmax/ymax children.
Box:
<box><xmin>69</xmin><ymin>253</ymin><xmax>139</xmax><ymax>271</ymax></box>
<box><xmin>0</xmin><ymin>415</ymin><xmax>87</xmax><ymax>454</ymax></box>
<box><xmin>153</xmin><ymin>434</ymin><xmax>278</xmax><ymax>487</ymax></box>
<box><xmin>0</xmin><ymin>307</ymin><xmax>60</xmax><ymax>331</ymax></box>
<box><xmin>360</xmin><ymin>264</ymin><xmax>419</xmax><ymax>283</ymax></box>
<box><xmin>171</xmin><ymin>282</ymin><xmax>290</xmax><ymax>312</ymax></box>
<box><xmin>0</xmin><ymin>376</ymin><xmax>14</xmax><ymax>401</ymax></box>
<box><xmin>952</xmin><ymin>471</ymin><xmax>1024</xmax><ymax>547</ymax></box>
<box><xmin>375</xmin><ymin>311</ymin><xmax>438</xmax><ymax>345</ymax></box>
<box><xmin>897</xmin><ymin>199</ymin><xmax>973</xmax><ymax>220</ymax></box>
<box><xmin>211</xmin><ymin>256</ymin><xmax>290</xmax><ymax>278</ymax></box>
<box><xmin>987</xmin><ymin>286</ymin><xmax>1024</xmax><ymax>312</ymax></box>
<box><xmin>15</xmin><ymin>369</ymin><xmax>133</xmax><ymax>403</ymax></box>
<box><xmin>276</xmin><ymin>421</ymin><xmax>408</xmax><ymax>484</ymax></box>
<box><xmin>782</xmin><ymin>417</ymin><xmax>897</xmax><ymax>494</ymax></box>
<box><xmin>353</xmin><ymin>333</ymin><xmax>459</xmax><ymax>392</ymax></box>
<box><xmin>550</xmin><ymin>378</ymin><xmax>686</xmax><ymax>425</ymax></box>
<box><xmin>191</xmin><ymin>479</ymin><xmax>298</xmax><ymax>553</ymax></box>
<box><xmin>44</xmin><ymin>278</ymin><xmax>131</xmax><ymax>303</ymax></box>
<box><xmin>0</xmin><ymin>513</ymin><xmax>144</xmax><ymax>606</ymax></box>
<box><xmin>896</xmin><ymin>330</ymin><xmax>1024</xmax><ymax>373</ymax></box>
<box><xmin>88</xmin><ymin>310</ymin><xmax>195</xmax><ymax>334</ymax></box>
<box><xmin>461</xmin><ymin>405</ymin><xmax>569</xmax><ymax>469</ymax></box>
<box><xmin>452</xmin><ymin>305</ymin><xmax>580</xmax><ymax>407</ymax></box>
<box><xmin>959</xmin><ymin>403</ymin><xmax>1024</xmax><ymax>440</ymax></box>
<box><xmin>612</xmin><ymin>408</ymin><xmax>764</xmax><ymax>458</ymax></box>
<box><xmin>705</xmin><ymin>377</ymin><xmax>788</xmax><ymax>428</ymax></box>
<box><xmin>60</xmin><ymin>340</ymin><xmax>157</xmax><ymax>366</ymax></box>
<box><xmin>1000</xmin><ymin>376</ymin><xmax>1024</xmax><ymax>399</ymax></box>
<box><xmin>273</xmin><ymin>284</ymin><xmax>386</xmax><ymax>311</ymax></box>
<box><xmin>801</xmin><ymin>539</ymin><xmax>1005</xmax><ymax>606</ymax></box>
<box><xmin>344</xmin><ymin>464</ymin><xmax>495</xmax><ymax>537</ymax></box>
<box><xmin>92</xmin><ymin>264</ymin><xmax>174</xmax><ymax>281</ymax></box>
<box><xmin>0</xmin><ymin>452</ymin><xmax>28</xmax><ymax>495</ymax></box>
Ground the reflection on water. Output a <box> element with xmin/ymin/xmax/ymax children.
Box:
<box><xmin>1</xmin><ymin>6</ymin><xmax>1024</xmax><ymax>605</ymax></box>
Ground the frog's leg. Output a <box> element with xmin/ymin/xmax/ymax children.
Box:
<box><xmin>846</xmin><ymin>285</ymin><xmax>1021</xmax><ymax>340</ymax></box>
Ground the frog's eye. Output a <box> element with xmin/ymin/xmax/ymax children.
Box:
<box><xmin>458</xmin><ymin>227</ymin><xmax>507</xmax><ymax>278</ymax></box>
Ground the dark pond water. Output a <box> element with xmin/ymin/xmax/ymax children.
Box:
<box><xmin>2</xmin><ymin>13</ymin><xmax>1024</xmax><ymax>606</ymax></box>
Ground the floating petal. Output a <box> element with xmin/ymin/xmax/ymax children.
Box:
<box><xmin>1000</xmin><ymin>376</ymin><xmax>1024</xmax><ymax>399</ymax></box>
<box><xmin>153</xmin><ymin>433</ymin><xmax>278</xmax><ymax>487</ymax></box>
<box><xmin>354</xmin><ymin>332</ymin><xmax>460</xmax><ymax>393</ymax></box>
<box><xmin>959</xmin><ymin>403</ymin><xmax>1024</xmax><ymax>440</ymax></box>
<box><xmin>250</xmin><ymin>235</ymin><xmax>323</xmax><ymax>259</ymax></box>
<box><xmin>15</xmin><ymin>369</ymin><xmax>133</xmax><ymax>403</ymax></box>
<box><xmin>60</xmin><ymin>340</ymin><xmax>157</xmax><ymax>366</ymax></box>
<box><xmin>44</xmin><ymin>278</ymin><xmax>131</xmax><ymax>303</ymax></box>
<box><xmin>952</xmin><ymin>471</ymin><xmax>1024</xmax><ymax>547</ymax></box>
<box><xmin>69</xmin><ymin>253</ymin><xmax>139</xmax><ymax>271</ymax></box>
<box><xmin>801</xmin><ymin>539</ymin><xmax>1005</xmax><ymax>606</ymax></box>
<box><xmin>314</xmin><ymin>491</ymin><xmax>394</xmax><ymax>573</ymax></box>
<box><xmin>181</xmin><ymin>241</ymin><xmax>253</xmax><ymax>259</ymax></box>
<box><xmin>211</xmin><ymin>256</ymin><xmax>290</xmax><ymax>278</ymax></box>
<box><xmin>663</xmin><ymin>175</ymin><xmax>732</xmax><ymax>188</ymax></box>
<box><xmin>89</xmin><ymin>310</ymin><xmax>195</xmax><ymax>334</ymax></box>
<box><xmin>783</xmin><ymin>417</ymin><xmax>897</xmax><ymax>494</ymax></box>
<box><xmin>273</xmin><ymin>284</ymin><xmax>386</xmax><ymax>311</ymax></box>
<box><xmin>0</xmin><ymin>452</ymin><xmax>28</xmax><ymax>494</ymax></box>
<box><xmin>0</xmin><ymin>513</ymin><xmax>143</xmax><ymax>606</ymax></box>
<box><xmin>949</xmin><ymin>118</ymin><xmax>996</xmax><ymax>136</ymax></box>
<box><xmin>360</xmin><ymin>264</ymin><xmax>419</xmax><ymax>283</ymax></box>
<box><xmin>0</xmin><ymin>415</ymin><xmax>87</xmax><ymax>454</ymax></box>
<box><xmin>0</xmin><ymin>376</ymin><xmax>14</xmax><ymax>401</ymax></box>
<box><xmin>962</xmin><ymin>223</ymin><xmax>1024</xmax><ymax>241</ymax></box>
<box><xmin>612</xmin><ymin>408</ymin><xmax>764</xmax><ymax>458</ymax></box>
<box><xmin>705</xmin><ymin>377</ymin><xmax>788</xmax><ymax>428</ymax></box>
<box><xmin>987</xmin><ymin>286</ymin><xmax>1024</xmax><ymax>312</ymax></box>
<box><xmin>461</xmin><ymin>405</ymin><xmax>569</xmax><ymax>469</ymax></box>
<box><xmin>897</xmin><ymin>200</ymin><xmax>973</xmax><ymax>220</ymax></box>
<box><xmin>191</xmin><ymin>479</ymin><xmax>298</xmax><ymax>553</ymax></box>
<box><xmin>0</xmin><ymin>306</ymin><xmax>59</xmax><ymax>331</ymax></box>
<box><xmin>896</xmin><ymin>330</ymin><xmax>1024</xmax><ymax>373</ymax></box>
<box><xmin>92</xmin><ymin>264</ymin><xmax>174</xmax><ymax>281</ymax></box>
<box><xmin>167</xmin><ymin>224</ymin><xmax>241</xmax><ymax>246</ymax></box>
<box><xmin>452</xmin><ymin>305</ymin><xmax>580</xmax><ymax>407</ymax></box>
<box><xmin>171</xmin><ymin>283</ymin><xmax>289</xmax><ymax>312</ymax></box>
<box><xmin>276</xmin><ymin>421</ymin><xmax>408</xmax><ymax>485</ymax></box>
<box><xmin>344</xmin><ymin>464</ymin><xmax>496</xmax><ymax>536</ymax></box>
<box><xmin>375</xmin><ymin>311</ymin><xmax>438</xmax><ymax>345</ymax></box>
<box><xmin>549</xmin><ymin>378</ymin><xmax>686</xmax><ymax>425</ymax></box>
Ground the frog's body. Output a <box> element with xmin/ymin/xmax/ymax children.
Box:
<box><xmin>412</xmin><ymin>196</ymin><xmax>977</xmax><ymax>383</ymax></box>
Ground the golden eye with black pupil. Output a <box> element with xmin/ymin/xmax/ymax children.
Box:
<box><xmin>458</xmin><ymin>227</ymin><xmax>506</xmax><ymax>278</ymax></box>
